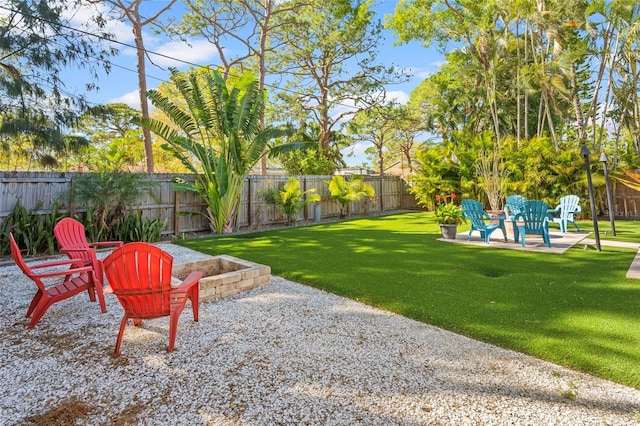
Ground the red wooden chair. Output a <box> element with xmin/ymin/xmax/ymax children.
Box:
<box><xmin>102</xmin><ymin>242</ymin><xmax>203</xmax><ymax>357</ymax></box>
<box><xmin>54</xmin><ymin>217</ymin><xmax>122</xmax><ymax>303</ymax></box>
<box><xmin>9</xmin><ymin>233</ymin><xmax>104</xmax><ymax>328</ymax></box>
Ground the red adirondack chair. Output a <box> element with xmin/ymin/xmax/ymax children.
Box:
<box><xmin>9</xmin><ymin>233</ymin><xmax>104</xmax><ymax>328</ymax></box>
<box><xmin>54</xmin><ymin>217</ymin><xmax>122</xmax><ymax>303</ymax></box>
<box><xmin>102</xmin><ymin>242</ymin><xmax>203</xmax><ymax>357</ymax></box>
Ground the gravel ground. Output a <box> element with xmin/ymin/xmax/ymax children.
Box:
<box><xmin>1</xmin><ymin>243</ymin><xmax>639</xmax><ymax>425</ymax></box>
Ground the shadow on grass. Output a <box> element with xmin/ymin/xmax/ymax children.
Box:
<box><xmin>178</xmin><ymin>211</ymin><xmax>640</xmax><ymax>389</ymax></box>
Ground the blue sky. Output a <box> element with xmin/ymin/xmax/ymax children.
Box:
<box><xmin>61</xmin><ymin>1</ymin><xmax>444</xmax><ymax>166</ymax></box>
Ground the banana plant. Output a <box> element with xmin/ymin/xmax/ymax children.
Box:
<box><xmin>135</xmin><ymin>67</ymin><xmax>290</xmax><ymax>233</ymax></box>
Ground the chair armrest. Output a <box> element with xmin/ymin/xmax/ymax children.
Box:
<box><xmin>30</xmin><ymin>258</ymin><xmax>85</xmax><ymax>270</ymax></box>
<box><xmin>89</xmin><ymin>241</ymin><xmax>124</xmax><ymax>248</ymax></box>
<box><xmin>547</xmin><ymin>206</ymin><xmax>560</xmax><ymax>214</ymax></box>
<box><xmin>574</xmin><ymin>206</ymin><xmax>582</xmax><ymax>214</ymax></box>
<box><xmin>171</xmin><ymin>271</ymin><xmax>204</xmax><ymax>293</ymax></box>
<box><xmin>60</xmin><ymin>247</ymin><xmax>92</xmax><ymax>254</ymax></box>
<box><xmin>32</xmin><ymin>264</ymin><xmax>93</xmax><ymax>279</ymax></box>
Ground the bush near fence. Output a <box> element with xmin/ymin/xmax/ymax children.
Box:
<box><xmin>0</xmin><ymin>172</ymin><xmax>420</xmax><ymax>236</ymax></box>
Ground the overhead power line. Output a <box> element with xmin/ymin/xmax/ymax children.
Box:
<box><xmin>0</xmin><ymin>3</ymin><xmax>374</xmax><ymax>112</ymax></box>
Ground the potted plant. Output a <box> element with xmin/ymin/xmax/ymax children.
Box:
<box><xmin>434</xmin><ymin>193</ymin><xmax>465</xmax><ymax>239</ymax></box>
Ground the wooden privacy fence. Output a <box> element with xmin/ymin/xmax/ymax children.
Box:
<box><xmin>0</xmin><ymin>172</ymin><xmax>420</xmax><ymax>235</ymax></box>
<box><xmin>609</xmin><ymin>181</ymin><xmax>640</xmax><ymax>218</ymax></box>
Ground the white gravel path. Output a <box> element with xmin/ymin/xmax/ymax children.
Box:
<box><xmin>1</xmin><ymin>243</ymin><xmax>639</xmax><ymax>425</ymax></box>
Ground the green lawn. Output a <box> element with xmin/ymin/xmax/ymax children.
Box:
<box><xmin>176</xmin><ymin>211</ymin><xmax>640</xmax><ymax>389</ymax></box>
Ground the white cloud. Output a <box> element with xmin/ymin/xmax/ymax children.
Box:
<box><xmin>64</xmin><ymin>4</ymin><xmax>134</xmax><ymax>46</ymax></box>
<box><xmin>119</xmin><ymin>38</ymin><xmax>219</xmax><ymax>70</ymax></box>
<box><xmin>341</xmin><ymin>141</ymin><xmax>372</xmax><ymax>167</ymax></box>
<box><xmin>147</xmin><ymin>39</ymin><xmax>219</xmax><ymax>69</ymax></box>
<box><xmin>108</xmin><ymin>89</ymin><xmax>143</xmax><ymax>110</ymax></box>
<box><xmin>385</xmin><ymin>91</ymin><xmax>410</xmax><ymax>105</ymax></box>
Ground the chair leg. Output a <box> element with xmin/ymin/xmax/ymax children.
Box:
<box><xmin>168</xmin><ymin>312</ymin><xmax>180</xmax><ymax>352</ymax></box>
<box><xmin>86</xmin><ymin>286</ymin><xmax>97</xmax><ymax>303</ymax></box>
<box><xmin>28</xmin><ymin>297</ymin><xmax>53</xmax><ymax>329</ymax></box>
<box><xmin>113</xmin><ymin>316</ymin><xmax>129</xmax><ymax>357</ymax></box>
<box><xmin>190</xmin><ymin>285</ymin><xmax>199</xmax><ymax>322</ymax></box>
<box><xmin>89</xmin><ymin>271</ymin><xmax>107</xmax><ymax>313</ymax></box>
<box><xmin>26</xmin><ymin>290</ymin><xmax>44</xmax><ymax>318</ymax></box>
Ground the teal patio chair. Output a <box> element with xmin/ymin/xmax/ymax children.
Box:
<box><xmin>513</xmin><ymin>200</ymin><xmax>551</xmax><ymax>248</ymax></box>
<box><xmin>548</xmin><ymin>195</ymin><xmax>581</xmax><ymax>233</ymax></box>
<box><xmin>503</xmin><ymin>195</ymin><xmax>527</xmax><ymax>220</ymax></box>
<box><xmin>461</xmin><ymin>199</ymin><xmax>507</xmax><ymax>244</ymax></box>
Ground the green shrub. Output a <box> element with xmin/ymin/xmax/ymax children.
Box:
<box><xmin>260</xmin><ymin>178</ymin><xmax>321</xmax><ymax>225</ymax></box>
<box><xmin>326</xmin><ymin>175</ymin><xmax>375</xmax><ymax>218</ymax></box>
<box><xmin>0</xmin><ymin>200</ymin><xmax>63</xmax><ymax>256</ymax></box>
<box><xmin>110</xmin><ymin>212</ymin><xmax>167</xmax><ymax>243</ymax></box>
<box><xmin>59</xmin><ymin>172</ymin><xmax>157</xmax><ymax>241</ymax></box>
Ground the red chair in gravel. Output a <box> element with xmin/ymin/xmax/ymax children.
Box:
<box><xmin>54</xmin><ymin>217</ymin><xmax>122</xmax><ymax>303</ymax></box>
<box><xmin>102</xmin><ymin>242</ymin><xmax>203</xmax><ymax>357</ymax></box>
<box><xmin>9</xmin><ymin>232</ymin><xmax>103</xmax><ymax>328</ymax></box>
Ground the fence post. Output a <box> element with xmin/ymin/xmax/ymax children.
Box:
<box><xmin>247</xmin><ymin>176</ymin><xmax>253</xmax><ymax>229</ymax></box>
<box><xmin>303</xmin><ymin>176</ymin><xmax>309</xmax><ymax>221</ymax></box>
<box><xmin>173</xmin><ymin>190</ymin><xmax>180</xmax><ymax>238</ymax></box>
<box><xmin>379</xmin><ymin>176</ymin><xmax>384</xmax><ymax>212</ymax></box>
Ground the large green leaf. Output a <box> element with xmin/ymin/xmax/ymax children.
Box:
<box><xmin>136</xmin><ymin>67</ymin><xmax>297</xmax><ymax>233</ymax></box>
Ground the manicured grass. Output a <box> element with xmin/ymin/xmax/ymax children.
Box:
<box><xmin>573</xmin><ymin>217</ymin><xmax>640</xmax><ymax>243</ymax></box>
<box><xmin>177</xmin><ymin>211</ymin><xmax>640</xmax><ymax>389</ymax></box>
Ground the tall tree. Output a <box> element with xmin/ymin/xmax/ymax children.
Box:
<box><xmin>0</xmin><ymin>0</ymin><xmax>115</xmax><ymax>137</ymax></box>
<box><xmin>175</xmin><ymin>0</ymin><xmax>304</xmax><ymax>174</ymax></box>
<box><xmin>271</xmin><ymin>0</ymin><xmax>401</xmax><ymax>155</ymax></box>
<box><xmin>348</xmin><ymin>103</ymin><xmax>402</xmax><ymax>176</ymax></box>
<box><xmin>95</xmin><ymin>0</ymin><xmax>178</xmax><ymax>173</ymax></box>
<box><xmin>390</xmin><ymin>106</ymin><xmax>426</xmax><ymax>175</ymax></box>
<box><xmin>75</xmin><ymin>103</ymin><xmax>146</xmax><ymax>170</ymax></box>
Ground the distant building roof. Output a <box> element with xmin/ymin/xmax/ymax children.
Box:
<box><xmin>336</xmin><ymin>167</ymin><xmax>375</xmax><ymax>176</ymax></box>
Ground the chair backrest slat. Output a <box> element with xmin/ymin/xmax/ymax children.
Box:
<box><xmin>9</xmin><ymin>233</ymin><xmax>44</xmax><ymax>291</ymax></box>
<box><xmin>515</xmin><ymin>200</ymin><xmax>549</xmax><ymax>232</ymax></box>
<box><xmin>461</xmin><ymin>199</ymin><xmax>488</xmax><ymax>230</ymax></box>
<box><xmin>558</xmin><ymin>195</ymin><xmax>580</xmax><ymax>219</ymax></box>
<box><xmin>504</xmin><ymin>195</ymin><xmax>527</xmax><ymax>219</ymax></box>
<box><xmin>54</xmin><ymin>218</ymin><xmax>93</xmax><ymax>263</ymax></box>
<box><xmin>103</xmin><ymin>243</ymin><xmax>174</xmax><ymax>318</ymax></box>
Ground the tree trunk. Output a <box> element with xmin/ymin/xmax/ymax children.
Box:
<box><xmin>133</xmin><ymin>18</ymin><xmax>154</xmax><ymax>173</ymax></box>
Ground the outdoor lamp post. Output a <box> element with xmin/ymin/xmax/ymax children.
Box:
<box><xmin>581</xmin><ymin>143</ymin><xmax>601</xmax><ymax>251</ymax></box>
<box><xmin>599</xmin><ymin>152</ymin><xmax>616</xmax><ymax>236</ymax></box>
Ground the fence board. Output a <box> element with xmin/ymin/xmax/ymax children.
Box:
<box><xmin>0</xmin><ymin>172</ymin><xmax>420</xmax><ymax>235</ymax></box>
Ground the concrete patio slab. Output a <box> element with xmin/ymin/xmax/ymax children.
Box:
<box><xmin>439</xmin><ymin>230</ymin><xmax>590</xmax><ymax>254</ymax></box>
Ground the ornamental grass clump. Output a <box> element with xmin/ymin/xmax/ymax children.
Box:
<box><xmin>434</xmin><ymin>193</ymin><xmax>465</xmax><ymax>225</ymax></box>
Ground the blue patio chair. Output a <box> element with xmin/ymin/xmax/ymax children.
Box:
<box><xmin>503</xmin><ymin>195</ymin><xmax>527</xmax><ymax>220</ymax></box>
<box><xmin>461</xmin><ymin>199</ymin><xmax>483</xmax><ymax>219</ymax></box>
<box><xmin>513</xmin><ymin>200</ymin><xmax>551</xmax><ymax>248</ymax></box>
<box><xmin>548</xmin><ymin>195</ymin><xmax>581</xmax><ymax>233</ymax></box>
<box><xmin>461</xmin><ymin>199</ymin><xmax>507</xmax><ymax>244</ymax></box>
